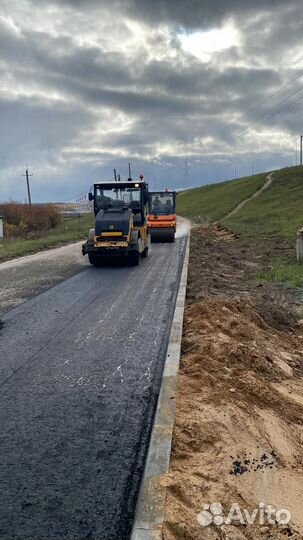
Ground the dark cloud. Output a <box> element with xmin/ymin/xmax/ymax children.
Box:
<box><xmin>128</xmin><ymin>0</ymin><xmax>297</xmax><ymax>29</ymax></box>
<box><xmin>0</xmin><ymin>0</ymin><xmax>301</xmax><ymax>201</ymax></box>
<box><xmin>45</xmin><ymin>0</ymin><xmax>296</xmax><ymax>29</ymax></box>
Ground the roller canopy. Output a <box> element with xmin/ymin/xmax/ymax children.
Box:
<box><xmin>95</xmin><ymin>207</ymin><xmax>132</xmax><ymax>236</ymax></box>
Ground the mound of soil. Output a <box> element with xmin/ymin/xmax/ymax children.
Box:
<box><xmin>163</xmin><ymin>225</ymin><xmax>303</xmax><ymax>540</ymax></box>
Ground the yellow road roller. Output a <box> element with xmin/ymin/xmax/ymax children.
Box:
<box><xmin>82</xmin><ymin>178</ymin><xmax>150</xmax><ymax>266</ymax></box>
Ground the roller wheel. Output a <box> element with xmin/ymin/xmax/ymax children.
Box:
<box><xmin>130</xmin><ymin>252</ymin><xmax>141</xmax><ymax>266</ymax></box>
<box><xmin>89</xmin><ymin>254</ymin><xmax>103</xmax><ymax>266</ymax></box>
<box><xmin>88</xmin><ymin>254</ymin><xmax>96</xmax><ymax>265</ymax></box>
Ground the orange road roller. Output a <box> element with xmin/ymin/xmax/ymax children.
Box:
<box><xmin>148</xmin><ymin>190</ymin><xmax>176</xmax><ymax>243</ymax></box>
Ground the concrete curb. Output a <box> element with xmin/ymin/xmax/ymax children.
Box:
<box><xmin>131</xmin><ymin>233</ymin><xmax>190</xmax><ymax>540</ymax></box>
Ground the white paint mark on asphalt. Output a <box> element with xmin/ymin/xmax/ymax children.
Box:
<box><xmin>112</xmin><ymin>364</ymin><xmax>124</xmax><ymax>383</ymax></box>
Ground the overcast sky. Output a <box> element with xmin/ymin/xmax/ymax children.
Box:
<box><xmin>0</xmin><ymin>0</ymin><xmax>302</xmax><ymax>202</ymax></box>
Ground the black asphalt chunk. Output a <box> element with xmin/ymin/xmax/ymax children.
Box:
<box><xmin>229</xmin><ymin>450</ymin><xmax>278</xmax><ymax>477</ymax></box>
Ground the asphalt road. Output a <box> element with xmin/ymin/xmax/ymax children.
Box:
<box><xmin>0</xmin><ymin>229</ymin><xmax>187</xmax><ymax>540</ymax></box>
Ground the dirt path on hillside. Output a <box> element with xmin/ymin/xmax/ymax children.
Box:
<box><xmin>163</xmin><ymin>225</ymin><xmax>303</xmax><ymax>540</ymax></box>
<box><xmin>220</xmin><ymin>172</ymin><xmax>274</xmax><ymax>221</ymax></box>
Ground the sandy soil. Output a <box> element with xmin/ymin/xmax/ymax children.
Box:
<box><xmin>163</xmin><ymin>225</ymin><xmax>303</xmax><ymax>540</ymax></box>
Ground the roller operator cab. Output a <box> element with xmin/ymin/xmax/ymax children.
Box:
<box><xmin>82</xmin><ymin>180</ymin><xmax>150</xmax><ymax>265</ymax></box>
<box><xmin>148</xmin><ymin>190</ymin><xmax>176</xmax><ymax>243</ymax></box>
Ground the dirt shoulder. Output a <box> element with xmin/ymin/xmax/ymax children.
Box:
<box><xmin>0</xmin><ymin>241</ymin><xmax>88</xmax><ymax>315</ymax></box>
<box><xmin>163</xmin><ymin>225</ymin><xmax>303</xmax><ymax>540</ymax></box>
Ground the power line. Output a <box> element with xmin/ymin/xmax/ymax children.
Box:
<box><xmin>237</xmin><ymin>92</ymin><xmax>303</xmax><ymax>137</ymax></box>
<box><xmin>204</xmin><ymin>71</ymin><xmax>303</xmax><ymax>158</ymax></box>
<box><xmin>236</xmin><ymin>86</ymin><xmax>303</xmax><ymax>137</ymax></box>
<box><xmin>180</xmin><ymin>71</ymin><xmax>303</xmax><ymax>180</ymax></box>
<box><xmin>208</xmin><ymin>71</ymin><xmax>303</xmax><ymax>148</ymax></box>
<box><xmin>236</xmin><ymin>70</ymin><xmax>303</xmax><ymax>123</ymax></box>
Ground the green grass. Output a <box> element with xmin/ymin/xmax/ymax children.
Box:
<box><xmin>177</xmin><ymin>172</ymin><xmax>268</xmax><ymax>221</ymax></box>
<box><xmin>0</xmin><ymin>213</ymin><xmax>94</xmax><ymax>262</ymax></box>
<box><xmin>178</xmin><ymin>165</ymin><xmax>303</xmax><ymax>288</ymax></box>
<box><xmin>223</xmin><ymin>166</ymin><xmax>303</xmax><ymax>244</ymax></box>
<box><xmin>256</xmin><ymin>257</ymin><xmax>303</xmax><ymax>289</ymax></box>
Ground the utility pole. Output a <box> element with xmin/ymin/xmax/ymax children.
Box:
<box><xmin>184</xmin><ymin>158</ymin><xmax>190</xmax><ymax>188</ymax></box>
<box><xmin>22</xmin><ymin>165</ymin><xmax>33</xmax><ymax>211</ymax></box>
<box><xmin>295</xmin><ymin>137</ymin><xmax>298</xmax><ymax>166</ymax></box>
<box><xmin>300</xmin><ymin>135</ymin><xmax>303</xmax><ymax>166</ymax></box>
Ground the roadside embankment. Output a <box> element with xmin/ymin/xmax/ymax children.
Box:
<box><xmin>0</xmin><ymin>213</ymin><xmax>94</xmax><ymax>263</ymax></box>
<box><xmin>176</xmin><ymin>173</ymin><xmax>268</xmax><ymax>223</ymax></box>
<box><xmin>163</xmin><ymin>225</ymin><xmax>303</xmax><ymax>540</ymax></box>
<box><xmin>177</xmin><ymin>166</ymin><xmax>303</xmax><ymax>288</ymax></box>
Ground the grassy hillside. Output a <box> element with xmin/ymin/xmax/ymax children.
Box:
<box><xmin>222</xmin><ymin>166</ymin><xmax>303</xmax><ymax>287</ymax></box>
<box><xmin>177</xmin><ymin>172</ymin><xmax>268</xmax><ymax>222</ymax></box>
<box><xmin>223</xmin><ymin>166</ymin><xmax>303</xmax><ymax>243</ymax></box>
<box><xmin>178</xmin><ymin>166</ymin><xmax>303</xmax><ymax>287</ymax></box>
<box><xmin>0</xmin><ymin>213</ymin><xmax>94</xmax><ymax>262</ymax></box>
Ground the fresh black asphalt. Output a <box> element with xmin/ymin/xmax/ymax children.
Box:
<box><xmin>0</xmin><ymin>237</ymin><xmax>186</xmax><ymax>540</ymax></box>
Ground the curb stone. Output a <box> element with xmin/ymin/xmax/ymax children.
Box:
<box><xmin>130</xmin><ymin>232</ymin><xmax>190</xmax><ymax>540</ymax></box>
